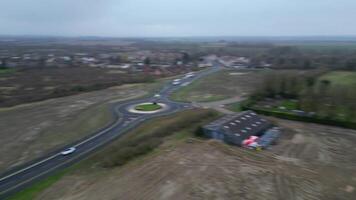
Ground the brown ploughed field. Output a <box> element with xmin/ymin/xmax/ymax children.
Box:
<box><xmin>37</xmin><ymin>118</ymin><xmax>356</xmax><ymax>200</ymax></box>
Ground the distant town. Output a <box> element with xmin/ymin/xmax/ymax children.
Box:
<box><xmin>0</xmin><ymin>37</ymin><xmax>275</xmax><ymax>77</ymax></box>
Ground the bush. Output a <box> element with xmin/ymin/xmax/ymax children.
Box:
<box><xmin>194</xmin><ymin>126</ymin><xmax>205</xmax><ymax>137</ymax></box>
<box><xmin>99</xmin><ymin>109</ymin><xmax>219</xmax><ymax>168</ymax></box>
<box><xmin>71</xmin><ymin>85</ymin><xmax>86</xmax><ymax>92</ymax></box>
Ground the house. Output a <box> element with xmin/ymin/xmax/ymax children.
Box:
<box><xmin>203</xmin><ymin>111</ymin><xmax>277</xmax><ymax>147</ymax></box>
<box><xmin>219</xmin><ymin>56</ymin><xmax>250</xmax><ymax>68</ymax></box>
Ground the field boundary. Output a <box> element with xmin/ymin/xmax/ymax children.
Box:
<box><xmin>242</xmin><ymin>105</ymin><xmax>356</xmax><ymax>130</ymax></box>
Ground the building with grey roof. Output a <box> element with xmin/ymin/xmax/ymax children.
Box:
<box><xmin>203</xmin><ymin>110</ymin><xmax>272</xmax><ymax>146</ymax></box>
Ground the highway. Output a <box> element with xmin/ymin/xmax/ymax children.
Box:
<box><xmin>0</xmin><ymin>66</ymin><xmax>221</xmax><ymax>199</ymax></box>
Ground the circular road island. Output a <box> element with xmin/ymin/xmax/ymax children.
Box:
<box><xmin>127</xmin><ymin>102</ymin><xmax>168</xmax><ymax>114</ymax></box>
<box><xmin>134</xmin><ymin>103</ymin><xmax>162</xmax><ymax>111</ymax></box>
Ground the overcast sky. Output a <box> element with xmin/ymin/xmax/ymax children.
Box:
<box><xmin>1</xmin><ymin>0</ymin><xmax>356</xmax><ymax>37</ymax></box>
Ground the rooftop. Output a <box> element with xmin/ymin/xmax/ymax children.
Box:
<box><xmin>204</xmin><ymin>110</ymin><xmax>271</xmax><ymax>139</ymax></box>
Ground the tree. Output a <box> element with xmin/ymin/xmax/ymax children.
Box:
<box><xmin>319</xmin><ymin>79</ymin><xmax>331</xmax><ymax>96</ymax></box>
<box><xmin>38</xmin><ymin>57</ymin><xmax>46</xmax><ymax>69</ymax></box>
<box><xmin>345</xmin><ymin>59</ymin><xmax>356</xmax><ymax>70</ymax></box>
<box><xmin>303</xmin><ymin>59</ymin><xmax>312</xmax><ymax>69</ymax></box>
<box><xmin>144</xmin><ymin>57</ymin><xmax>151</xmax><ymax>65</ymax></box>
<box><xmin>0</xmin><ymin>58</ymin><xmax>7</xmax><ymax>68</ymax></box>
<box><xmin>306</xmin><ymin>76</ymin><xmax>316</xmax><ymax>88</ymax></box>
<box><xmin>182</xmin><ymin>52</ymin><xmax>190</xmax><ymax>64</ymax></box>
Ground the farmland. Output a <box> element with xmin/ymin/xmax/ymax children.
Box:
<box><xmin>1</xmin><ymin>37</ymin><xmax>356</xmax><ymax>200</ymax></box>
<box><xmin>21</xmin><ymin>118</ymin><xmax>356</xmax><ymax>200</ymax></box>
<box><xmin>0</xmin><ymin>67</ymin><xmax>156</xmax><ymax>107</ymax></box>
<box><xmin>0</xmin><ymin>81</ymin><xmax>164</xmax><ymax>172</ymax></box>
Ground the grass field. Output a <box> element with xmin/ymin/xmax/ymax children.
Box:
<box><xmin>0</xmin><ymin>80</ymin><xmax>166</xmax><ymax>172</ymax></box>
<box><xmin>134</xmin><ymin>103</ymin><xmax>162</xmax><ymax>111</ymax></box>
<box><xmin>9</xmin><ymin>109</ymin><xmax>219</xmax><ymax>200</ymax></box>
<box><xmin>171</xmin><ymin>69</ymin><xmax>264</xmax><ymax>102</ymax></box>
<box><xmin>0</xmin><ymin>67</ymin><xmax>155</xmax><ymax>107</ymax></box>
<box><xmin>0</xmin><ymin>68</ymin><xmax>16</xmax><ymax>75</ymax></box>
<box><xmin>8</xmin><ymin>168</ymin><xmax>70</xmax><ymax>200</ymax></box>
<box><xmin>319</xmin><ymin>71</ymin><xmax>356</xmax><ymax>86</ymax></box>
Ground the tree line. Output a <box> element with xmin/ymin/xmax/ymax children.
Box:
<box><xmin>252</xmin><ymin>70</ymin><xmax>356</xmax><ymax>121</ymax></box>
<box><xmin>250</xmin><ymin>46</ymin><xmax>356</xmax><ymax>70</ymax></box>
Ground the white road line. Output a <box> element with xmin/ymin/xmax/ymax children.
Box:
<box><xmin>0</xmin><ymin>134</ymin><xmax>115</xmax><ymax>196</ymax></box>
<box><xmin>0</xmin><ymin>68</ymin><xmax>220</xmax><ymax>192</ymax></box>
<box><xmin>74</xmin><ymin>117</ymin><xmax>123</xmax><ymax>147</ymax></box>
<box><xmin>1</xmin><ymin>119</ymin><xmax>142</xmax><ymax>195</ymax></box>
<box><xmin>0</xmin><ymin>154</ymin><xmax>59</xmax><ymax>183</ymax></box>
<box><xmin>0</xmin><ymin>115</ymin><xmax>124</xmax><ymax>183</ymax></box>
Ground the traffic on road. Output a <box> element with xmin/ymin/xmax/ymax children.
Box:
<box><xmin>0</xmin><ymin>65</ymin><xmax>221</xmax><ymax>199</ymax></box>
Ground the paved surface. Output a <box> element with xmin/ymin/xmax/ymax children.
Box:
<box><xmin>0</xmin><ymin>66</ymin><xmax>222</xmax><ymax>199</ymax></box>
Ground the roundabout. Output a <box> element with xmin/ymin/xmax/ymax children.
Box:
<box><xmin>127</xmin><ymin>102</ymin><xmax>169</xmax><ymax>114</ymax></box>
<box><xmin>135</xmin><ymin>103</ymin><xmax>162</xmax><ymax>111</ymax></box>
<box><xmin>0</xmin><ymin>66</ymin><xmax>222</xmax><ymax>199</ymax></box>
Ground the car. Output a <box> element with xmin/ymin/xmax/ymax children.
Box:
<box><xmin>154</xmin><ymin>94</ymin><xmax>161</xmax><ymax>98</ymax></box>
<box><xmin>172</xmin><ymin>81</ymin><xmax>181</xmax><ymax>85</ymax></box>
<box><xmin>184</xmin><ymin>73</ymin><xmax>195</xmax><ymax>78</ymax></box>
<box><xmin>60</xmin><ymin>147</ymin><xmax>76</xmax><ymax>155</ymax></box>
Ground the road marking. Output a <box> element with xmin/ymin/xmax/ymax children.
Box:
<box><xmin>0</xmin><ymin>115</ymin><xmax>124</xmax><ymax>183</ymax></box>
<box><xmin>74</xmin><ymin>116</ymin><xmax>124</xmax><ymax>147</ymax></box>
<box><xmin>0</xmin><ymin>118</ymin><xmax>144</xmax><ymax>196</ymax></box>
<box><xmin>0</xmin><ymin>154</ymin><xmax>59</xmax><ymax>183</ymax></box>
<box><xmin>0</xmin><ymin>67</ymin><xmax>221</xmax><ymax>194</ymax></box>
<box><xmin>0</xmin><ymin>133</ymin><xmax>117</xmax><ymax>196</ymax></box>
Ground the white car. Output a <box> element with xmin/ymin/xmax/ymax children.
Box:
<box><xmin>60</xmin><ymin>147</ymin><xmax>76</xmax><ymax>155</ymax></box>
<box><xmin>184</xmin><ymin>73</ymin><xmax>195</xmax><ymax>78</ymax></box>
<box><xmin>154</xmin><ymin>94</ymin><xmax>161</xmax><ymax>98</ymax></box>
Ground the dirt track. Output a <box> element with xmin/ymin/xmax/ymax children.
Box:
<box><xmin>37</xmin><ymin>118</ymin><xmax>356</xmax><ymax>200</ymax></box>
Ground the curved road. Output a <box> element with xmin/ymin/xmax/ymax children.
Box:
<box><xmin>0</xmin><ymin>66</ymin><xmax>221</xmax><ymax>199</ymax></box>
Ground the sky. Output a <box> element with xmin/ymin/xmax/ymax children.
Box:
<box><xmin>0</xmin><ymin>0</ymin><xmax>356</xmax><ymax>37</ymax></box>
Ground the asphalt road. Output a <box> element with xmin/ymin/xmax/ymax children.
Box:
<box><xmin>0</xmin><ymin>66</ymin><xmax>222</xmax><ymax>199</ymax></box>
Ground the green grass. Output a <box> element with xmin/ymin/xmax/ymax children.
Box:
<box><xmin>8</xmin><ymin>169</ymin><xmax>69</xmax><ymax>200</ymax></box>
<box><xmin>248</xmin><ymin>99</ymin><xmax>299</xmax><ymax>113</ymax></box>
<box><xmin>134</xmin><ymin>103</ymin><xmax>162</xmax><ymax>111</ymax></box>
<box><xmin>319</xmin><ymin>71</ymin><xmax>356</xmax><ymax>86</ymax></box>
<box><xmin>0</xmin><ymin>68</ymin><xmax>16</xmax><ymax>75</ymax></box>
<box><xmin>227</xmin><ymin>102</ymin><xmax>243</xmax><ymax>112</ymax></box>
<box><xmin>171</xmin><ymin>69</ymin><xmax>263</xmax><ymax>103</ymax></box>
<box><xmin>279</xmin><ymin>100</ymin><xmax>299</xmax><ymax>110</ymax></box>
<box><xmin>94</xmin><ymin>109</ymin><xmax>219</xmax><ymax>168</ymax></box>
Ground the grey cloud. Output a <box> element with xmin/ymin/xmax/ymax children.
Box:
<box><xmin>0</xmin><ymin>0</ymin><xmax>118</xmax><ymax>23</ymax></box>
<box><xmin>0</xmin><ymin>0</ymin><xmax>356</xmax><ymax>37</ymax></box>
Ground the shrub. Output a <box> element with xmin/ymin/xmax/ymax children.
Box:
<box><xmin>98</xmin><ymin>110</ymin><xmax>219</xmax><ymax>168</ymax></box>
<box><xmin>70</xmin><ymin>85</ymin><xmax>86</xmax><ymax>92</ymax></box>
<box><xmin>194</xmin><ymin>126</ymin><xmax>205</xmax><ymax>137</ymax></box>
